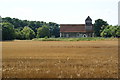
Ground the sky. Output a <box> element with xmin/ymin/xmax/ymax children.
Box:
<box><xmin>0</xmin><ymin>0</ymin><xmax>119</xmax><ymax>25</ymax></box>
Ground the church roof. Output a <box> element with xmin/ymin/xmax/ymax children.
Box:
<box><xmin>60</xmin><ymin>24</ymin><xmax>93</xmax><ymax>33</ymax></box>
<box><xmin>60</xmin><ymin>24</ymin><xmax>87</xmax><ymax>32</ymax></box>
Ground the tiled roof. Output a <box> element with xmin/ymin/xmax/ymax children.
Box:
<box><xmin>60</xmin><ymin>24</ymin><xmax>93</xmax><ymax>33</ymax></box>
<box><xmin>60</xmin><ymin>24</ymin><xmax>85</xmax><ymax>32</ymax></box>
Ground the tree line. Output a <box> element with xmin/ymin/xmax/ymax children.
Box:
<box><xmin>1</xmin><ymin>17</ymin><xmax>60</xmax><ymax>40</ymax></box>
<box><xmin>0</xmin><ymin>17</ymin><xmax>120</xmax><ymax>40</ymax></box>
<box><xmin>94</xmin><ymin>19</ymin><xmax>120</xmax><ymax>38</ymax></box>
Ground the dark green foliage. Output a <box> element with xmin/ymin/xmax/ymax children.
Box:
<box><xmin>48</xmin><ymin>22</ymin><xmax>60</xmax><ymax>37</ymax></box>
<box><xmin>2</xmin><ymin>22</ymin><xmax>15</xmax><ymax>40</ymax></box>
<box><xmin>101</xmin><ymin>25</ymin><xmax>120</xmax><ymax>37</ymax></box>
<box><xmin>37</xmin><ymin>25</ymin><xmax>50</xmax><ymax>38</ymax></box>
<box><xmin>15</xmin><ymin>29</ymin><xmax>23</xmax><ymax>39</ymax></box>
<box><xmin>94</xmin><ymin>19</ymin><xmax>108</xmax><ymax>37</ymax></box>
<box><xmin>2</xmin><ymin>17</ymin><xmax>60</xmax><ymax>40</ymax></box>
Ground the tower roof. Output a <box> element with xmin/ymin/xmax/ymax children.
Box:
<box><xmin>85</xmin><ymin>16</ymin><xmax>92</xmax><ymax>21</ymax></box>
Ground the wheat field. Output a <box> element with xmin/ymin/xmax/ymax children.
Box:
<box><xmin>2</xmin><ymin>40</ymin><xmax>118</xmax><ymax>78</ymax></box>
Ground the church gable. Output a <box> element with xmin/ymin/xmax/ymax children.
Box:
<box><xmin>60</xmin><ymin>16</ymin><xmax>94</xmax><ymax>38</ymax></box>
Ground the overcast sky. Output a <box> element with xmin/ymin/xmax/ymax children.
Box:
<box><xmin>0</xmin><ymin>0</ymin><xmax>119</xmax><ymax>25</ymax></box>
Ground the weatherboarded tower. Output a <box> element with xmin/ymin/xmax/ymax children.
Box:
<box><xmin>85</xmin><ymin>16</ymin><xmax>93</xmax><ymax>31</ymax></box>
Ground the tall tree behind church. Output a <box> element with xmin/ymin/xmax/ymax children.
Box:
<box><xmin>94</xmin><ymin>19</ymin><xmax>108</xmax><ymax>37</ymax></box>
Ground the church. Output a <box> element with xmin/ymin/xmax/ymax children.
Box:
<box><xmin>60</xmin><ymin>16</ymin><xmax>94</xmax><ymax>38</ymax></box>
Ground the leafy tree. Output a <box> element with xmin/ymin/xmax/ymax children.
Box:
<box><xmin>48</xmin><ymin>22</ymin><xmax>60</xmax><ymax>37</ymax></box>
<box><xmin>101</xmin><ymin>25</ymin><xmax>111</xmax><ymax>37</ymax></box>
<box><xmin>2</xmin><ymin>22</ymin><xmax>15</xmax><ymax>40</ymax></box>
<box><xmin>94</xmin><ymin>19</ymin><xmax>108</xmax><ymax>37</ymax></box>
<box><xmin>37</xmin><ymin>25</ymin><xmax>50</xmax><ymax>38</ymax></box>
<box><xmin>21</xmin><ymin>26</ymin><xmax>35</xmax><ymax>39</ymax></box>
<box><xmin>21</xmin><ymin>20</ymin><xmax>29</xmax><ymax>27</ymax></box>
<box><xmin>15</xmin><ymin>29</ymin><xmax>23</xmax><ymax>39</ymax></box>
<box><xmin>2</xmin><ymin>17</ymin><xmax>12</xmax><ymax>23</ymax></box>
<box><xmin>116</xmin><ymin>26</ymin><xmax>120</xmax><ymax>37</ymax></box>
<box><xmin>101</xmin><ymin>25</ymin><xmax>120</xmax><ymax>37</ymax></box>
<box><xmin>2</xmin><ymin>17</ymin><xmax>60</xmax><ymax>38</ymax></box>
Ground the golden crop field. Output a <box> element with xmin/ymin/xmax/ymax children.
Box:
<box><xmin>2</xmin><ymin>40</ymin><xmax>118</xmax><ymax>78</ymax></box>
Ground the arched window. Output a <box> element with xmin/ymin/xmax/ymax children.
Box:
<box><xmin>83</xmin><ymin>34</ymin><xmax>87</xmax><ymax>37</ymax></box>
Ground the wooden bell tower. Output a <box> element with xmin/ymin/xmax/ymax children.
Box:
<box><xmin>85</xmin><ymin>16</ymin><xmax>92</xmax><ymax>31</ymax></box>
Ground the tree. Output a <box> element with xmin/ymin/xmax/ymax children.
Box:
<box><xmin>2</xmin><ymin>22</ymin><xmax>15</xmax><ymax>40</ymax></box>
<box><xmin>48</xmin><ymin>22</ymin><xmax>60</xmax><ymax>37</ymax></box>
<box><xmin>51</xmin><ymin>25</ymin><xmax>60</xmax><ymax>37</ymax></box>
<box><xmin>94</xmin><ymin>19</ymin><xmax>108</xmax><ymax>37</ymax></box>
<box><xmin>37</xmin><ymin>25</ymin><xmax>50</xmax><ymax>38</ymax></box>
<box><xmin>21</xmin><ymin>26</ymin><xmax>35</xmax><ymax>39</ymax></box>
<box><xmin>116</xmin><ymin>26</ymin><xmax>120</xmax><ymax>37</ymax></box>
<box><xmin>100</xmin><ymin>25</ymin><xmax>112</xmax><ymax>37</ymax></box>
<box><xmin>2</xmin><ymin>17</ymin><xmax>59</xmax><ymax>38</ymax></box>
<box><xmin>15</xmin><ymin>29</ymin><xmax>23</xmax><ymax>39</ymax></box>
<box><xmin>101</xmin><ymin>25</ymin><xmax>120</xmax><ymax>37</ymax></box>
<box><xmin>2</xmin><ymin>17</ymin><xmax>12</xmax><ymax>23</ymax></box>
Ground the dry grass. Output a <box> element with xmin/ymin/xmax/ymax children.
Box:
<box><xmin>2</xmin><ymin>40</ymin><xmax>118</xmax><ymax>78</ymax></box>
